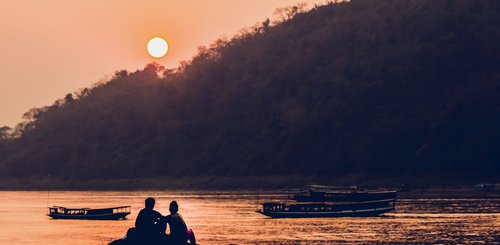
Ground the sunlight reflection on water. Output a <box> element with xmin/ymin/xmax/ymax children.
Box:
<box><xmin>0</xmin><ymin>191</ymin><xmax>498</xmax><ymax>244</ymax></box>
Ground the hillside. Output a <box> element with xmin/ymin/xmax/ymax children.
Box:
<box><xmin>1</xmin><ymin>0</ymin><xmax>499</xmax><ymax>185</ymax></box>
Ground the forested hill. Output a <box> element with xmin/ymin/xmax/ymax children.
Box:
<box><xmin>1</xmin><ymin>0</ymin><xmax>499</xmax><ymax>183</ymax></box>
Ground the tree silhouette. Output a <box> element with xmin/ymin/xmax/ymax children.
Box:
<box><xmin>0</xmin><ymin>0</ymin><xmax>499</xmax><ymax>181</ymax></box>
<box><xmin>0</xmin><ymin>126</ymin><xmax>11</xmax><ymax>140</ymax></box>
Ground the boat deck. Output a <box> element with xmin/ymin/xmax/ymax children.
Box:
<box><xmin>47</xmin><ymin>206</ymin><xmax>131</xmax><ymax>220</ymax></box>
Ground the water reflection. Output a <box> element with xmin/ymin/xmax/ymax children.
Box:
<box><xmin>0</xmin><ymin>191</ymin><xmax>498</xmax><ymax>244</ymax></box>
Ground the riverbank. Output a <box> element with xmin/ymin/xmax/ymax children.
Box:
<box><xmin>1</xmin><ymin>174</ymin><xmax>498</xmax><ymax>194</ymax></box>
<box><xmin>0</xmin><ymin>175</ymin><xmax>315</xmax><ymax>191</ymax></box>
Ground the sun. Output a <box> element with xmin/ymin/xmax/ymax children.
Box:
<box><xmin>147</xmin><ymin>37</ymin><xmax>168</xmax><ymax>58</ymax></box>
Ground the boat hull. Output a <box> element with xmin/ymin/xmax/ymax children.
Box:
<box><xmin>47</xmin><ymin>212</ymin><xmax>130</xmax><ymax>220</ymax></box>
<box><xmin>258</xmin><ymin>198</ymin><xmax>396</xmax><ymax>218</ymax></box>
<box><xmin>47</xmin><ymin>206</ymin><xmax>131</xmax><ymax>220</ymax></box>
<box><xmin>257</xmin><ymin>206</ymin><xmax>394</xmax><ymax>218</ymax></box>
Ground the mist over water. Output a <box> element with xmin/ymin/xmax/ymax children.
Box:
<box><xmin>0</xmin><ymin>191</ymin><xmax>498</xmax><ymax>244</ymax></box>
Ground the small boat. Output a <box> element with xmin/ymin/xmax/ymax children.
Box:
<box><xmin>291</xmin><ymin>185</ymin><xmax>397</xmax><ymax>202</ymax></box>
<box><xmin>474</xmin><ymin>183</ymin><xmax>497</xmax><ymax>192</ymax></box>
<box><xmin>47</xmin><ymin>206</ymin><xmax>131</xmax><ymax>220</ymax></box>
<box><xmin>257</xmin><ymin>199</ymin><xmax>395</xmax><ymax>218</ymax></box>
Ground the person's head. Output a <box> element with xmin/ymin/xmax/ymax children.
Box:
<box><xmin>145</xmin><ymin>197</ymin><xmax>155</xmax><ymax>210</ymax></box>
<box><xmin>169</xmin><ymin>200</ymin><xmax>179</xmax><ymax>214</ymax></box>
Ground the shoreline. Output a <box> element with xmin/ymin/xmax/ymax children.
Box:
<box><xmin>0</xmin><ymin>175</ymin><xmax>498</xmax><ymax>199</ymax></box>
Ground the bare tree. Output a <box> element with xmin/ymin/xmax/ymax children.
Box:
<box><xmin>0</xmin><ymin>126</ymin><xmax>11</xmax><ymax>139</ymax></box>
<box><xmin>273</xmin><ymin>3</ymin><xmax>308</xmax><ymax>23</ymax></box>
<box><xmin>64</xmin><ymin>93</ymin><xmax>74</xmax><ymax>105</ymax></box>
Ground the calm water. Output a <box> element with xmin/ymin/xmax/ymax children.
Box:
<box><xmin>0</xmin><ymin>191</ymin><xmax>498</xmax><ymax>244</ymax></box>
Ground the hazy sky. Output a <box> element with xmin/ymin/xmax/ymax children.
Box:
<box><xmin>0</xmin><ymin>0</ymin><xmax>324</xmax><ymax>127</ymax></box>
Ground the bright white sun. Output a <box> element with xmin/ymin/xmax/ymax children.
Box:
<box><xmin>147</xmin><ymin>37</ymin><xmax>168</xmax><ymax>58</ymax></box>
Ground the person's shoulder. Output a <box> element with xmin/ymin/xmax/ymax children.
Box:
<box><xmin>136</xmin><ymin>209</ymin><xmax>146</xmax><ymax>220</ymax></box>
<box><xmin>176</xmin><ymin>213</ymin><xmax>185</xmax><ymax>221</ymax></box>
<box><xmin>170</xmin><ymin>213</ymin><xmax>184</xmax><ymax>221</ymax></box>
<box><xmin>165</xmin><ymin>213</ymin><xmax>173</xmax><ymax>221</ymax></box>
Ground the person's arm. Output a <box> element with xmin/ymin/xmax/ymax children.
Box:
<box><xmin>156</xmin><ymin>215</ymin><xmax>168</xmax><ymax>233</ymax></box>
<box><xmin>179</xmin><ymin>214</ymin><xmax>188</xmax><ymax>231</ymax></box>
<box><xmin>164</xmin><ymin>215</ymin><xmax>171</xmax><ymax>234</ymax></box>
<box><xmin>135</xmin><ymin>210</ymin><xmax>143</xmax><ymax>228</ymax></box>
<box><xmin>154</xmin><ymin>210</ymin><xmax>163</xmax><ymax>222</ymax></box>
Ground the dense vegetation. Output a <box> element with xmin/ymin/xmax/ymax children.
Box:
<box><xmin>1</xmin><ymin>0</ymin><xmax>499</xmax><ymax>182</ymax></box>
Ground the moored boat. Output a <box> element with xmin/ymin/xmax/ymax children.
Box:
<box><xmin>291</xmin><ymin>185</ymin><xmax>397</xmax><ymax>202</ymax></box>
<box><xmin>257</xmin><ymin>199</ymin><xmax>395</xmax><ymax>218</ymax></box>
<box><xmin>47</xmin><ymin>206</ymin><xmax>131</xmax><ymax>220</ymax></box>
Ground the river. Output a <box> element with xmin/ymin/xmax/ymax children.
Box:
<box><xmin>0</xmin><ymin>191</ymin><xmax>498</xmax><ymax>244</ymax></box>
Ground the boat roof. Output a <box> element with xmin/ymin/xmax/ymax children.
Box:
<box><xmin>49</xmin><ymin>205</ymin><xmax>130</xmax><ymax>210</ymax></box>
<box><xmin>309</xmin><ymin>185</ymin><xmax>358</xmax><ymax>190</ymax></box>
<box><xmin>263</xmin><ymin>198</ymin><xmax>396</xmax><ymax>206</ymax></box>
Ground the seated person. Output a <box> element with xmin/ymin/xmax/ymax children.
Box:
<box><xmin>164</xmin><ymin>200</ymin><xmax>196</xmax><ymax>245</ymax></box>
<box><xmin>135</xmin><ymin>197</ymin><xmax>162</xmax><ymax>239</ymax></box>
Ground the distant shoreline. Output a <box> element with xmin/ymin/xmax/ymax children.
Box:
<box><xmin>4</xmin><ymin>175</ymin><xmax>314</xmax><ymax>191</ymax></box>
<box><xmin>1</xmin><ymin>174</ymin><xmax>498</xmax><ymax>196</ymax></box>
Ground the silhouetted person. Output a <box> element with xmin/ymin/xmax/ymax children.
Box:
<box><xmin>135</xmin><ymin>197</ymin><xmax>162</xmax><ymax>241</ymax></box>
<box><xmin>164</xmin><ymin>200</ymin><xmax>196</xmax><ymax>245</ymax></box>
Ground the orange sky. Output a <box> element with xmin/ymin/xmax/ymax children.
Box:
<box><xmin>0</xmin><ymin>0</ymin><xmax>324</xmax><ymax>127</ymax></box>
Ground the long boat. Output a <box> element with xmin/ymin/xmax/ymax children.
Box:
<box><xmin>291</xmin><ymin>185</ymin><xmax>397</xmax><ymax>202</ymax></box>
<box><xmin>47</xmin><ymin>206</ymin><xmax>131</xmax><ymax>220</ymax></box>
<box><xmin>257</xmin><ymin>199</ymin><xmax>395</xmax><ymax>218</ymax></box>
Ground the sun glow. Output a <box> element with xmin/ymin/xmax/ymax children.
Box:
<box><xmin>147</xmin><ymin>37</ymin><xmax>168</xmax><ymax>58</ymax></box>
